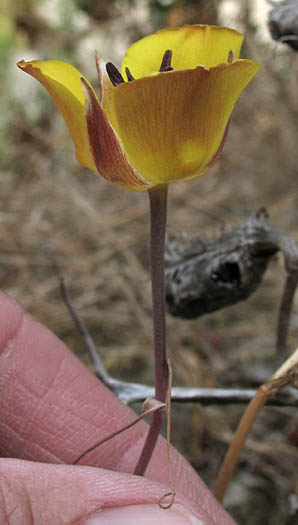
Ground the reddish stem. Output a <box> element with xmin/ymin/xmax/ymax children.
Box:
<box><xmin>134</xmin><ymin>184</ymin><xmax>169</xmax><ymax>476</ymax></box>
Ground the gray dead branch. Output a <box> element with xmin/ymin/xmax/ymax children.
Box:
<box><xmin>268</xmin><ymin>0</ymin><xmax>298</xmax><ymax>50</ymax></box>
<box><xmin>165</xmin><ymin>209</ymin><xmax>298</xmax><ymax>357</ymax></box>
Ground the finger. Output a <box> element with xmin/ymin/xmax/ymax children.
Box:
<box><xmin>0</xmin><ymin>292</ymin><xmax>235</xmax><ymax>524</ymax></box>
<box><xmin>0</xmin><ymin>458</ymin><xmax>213</xmax><ymax>524</ymax></box>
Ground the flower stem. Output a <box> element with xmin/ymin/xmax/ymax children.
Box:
<box><xmin>134</xmin><ymin>184</ymin><xmax>169</xmax><ymax>476</ymax></box>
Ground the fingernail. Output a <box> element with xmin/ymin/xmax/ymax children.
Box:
<box><xmin>85</xmin><ymin>503</ymin><xmax>204</xmax><ymax>524</ymax></box>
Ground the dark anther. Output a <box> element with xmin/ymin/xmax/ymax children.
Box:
<box><xmin>228</xmin><ymin>49</ymin><xmax>234</xmax><ymax>64</ymax></box>
<box><xmin>106</xmin><ymin>62</ymin><xmax>125</xmax><ymax>86</ymax></box>
<box><xmin>160</xmin><ymin>49</ymin><xmax>173</xmax><ymax>72</ymax></box>
<box><xmin>125</xmin><ymin>67</ymin><xmax>135</xmax><ymax>81</ymax></box>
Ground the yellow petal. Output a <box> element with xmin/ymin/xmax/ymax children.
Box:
<box><xmin>104</xmin><ymin>60</ymin><xmax>259</xmax><ymax>184</ymax></box>
<box><xmin>82</xmin><ymin>79</ymin><xmax>151</xmax><ymax>191</ymax></box>
<box><xmin>17</xmin><ymin>59</ymin><xmax>97</xmax><ymax>171</ymax></box>
<box><xmin>122</xmin><ymin>25</ymin><xmax>244</xmax><ymax>79</ymax></box>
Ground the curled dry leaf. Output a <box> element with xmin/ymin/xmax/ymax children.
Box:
<box><xmin>142</xmin><ymin>397</ymin><xmax>166</xmax><ymax>415</ymax></box>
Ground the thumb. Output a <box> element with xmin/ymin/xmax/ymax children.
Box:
<box><xmin>0</xmin><ymin>459</ymin><xmax>210</xmax><ymax>524</ymax></box>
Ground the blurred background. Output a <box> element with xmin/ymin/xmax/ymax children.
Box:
<box><xmin>1</xmin><ymin>0</ymin><xmax>298</xmax><ymax>522</ymax></box>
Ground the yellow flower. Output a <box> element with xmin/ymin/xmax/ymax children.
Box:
<box><xmin>18</xmin><ymin>25</ymin><xmax>258</xmax><ymax>191</ymax></box>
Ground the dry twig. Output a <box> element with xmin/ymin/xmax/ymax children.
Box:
<box><xmin>213</xmin><ymin>346</ymin><xmax>298</xmax><ymax>503</ymax></box>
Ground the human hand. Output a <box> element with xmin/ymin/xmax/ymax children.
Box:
<box><xmin>0</xmin><ymin>291</ymin><xmax>236</xmax><ymax>524</ymax></box>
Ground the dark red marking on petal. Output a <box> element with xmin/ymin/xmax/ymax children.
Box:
<box><xmin>81</xmin><ymin>78</ymin><xmax>149</xmax><ymax>189</ymax></box>
<box><xmin>106</xmin><ymin>62</ymin><xmax>125</xmax><ymax>86</ymax></box>
<box><xmin>206</xmin><ymin>121</ymin><xmax>230</xmax><ymax>170</ymax></box>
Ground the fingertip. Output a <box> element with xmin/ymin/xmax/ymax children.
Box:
<box><xmin>84</xmin><ymin>504</ymin><xmax>206</xmax><ymax>524</ymax></box>
<box><xmin>0</xmin><ymin>460</ymin><xmax>211</xmax><ymax>525</ymax></box>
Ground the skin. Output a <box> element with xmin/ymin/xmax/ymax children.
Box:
<box><xmin>0</xmin><ymin>291</ymin><xmax>236</xmax><ymax>524</ymax></box>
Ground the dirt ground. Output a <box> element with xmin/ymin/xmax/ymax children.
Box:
<box><xmin>1</xmin><ymin>0</ymin><xmax>298</xmax><ymax>523</ymax></box>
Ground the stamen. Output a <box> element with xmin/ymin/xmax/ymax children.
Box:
<box><xmin>125</xmin><ymin>67</ymin><xmax>135</xmax><ymax>81</ymax></box>
<box><xmin>106</xmin><ymin>62</ymin><xmax>125</xmax><ymax>86</ymax></box>
<box><xmin>160</xmin><ymin>50</ymin><xmax>173</xmax><ymax>72</ymax></box>
<box><xmin>228</xmin><ymin>49</ymin><xmax>235</xmax><ymax>64</ymax></box>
